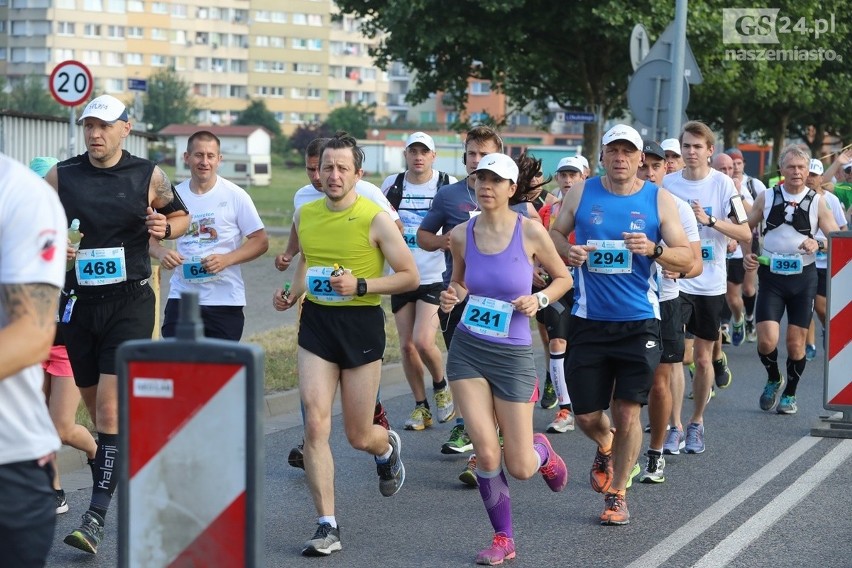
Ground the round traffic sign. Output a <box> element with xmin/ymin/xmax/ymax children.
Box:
<box><xmin>49</xmin><ymin>60</ymin><xmax>94</xmax><ymax>107</ymax></box>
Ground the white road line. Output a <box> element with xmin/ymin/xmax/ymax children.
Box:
<box><xmin>691</xmin><ymin>439</ymin><xmax>852</xmax><ymax>568</ymax></box>
<box><xmin>625</xmin><ymin>436</ymin><xmax>820</xmax><ymax>568</ymax></box>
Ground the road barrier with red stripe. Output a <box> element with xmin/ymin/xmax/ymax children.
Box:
<box><xmin>118</xmin><ymin>293</ymin><xmax>264</xmax><ymax>567</ymax></box>
<box><xmin>814</xmin><ymin>231</ymin><xmax>852</xmax><ymax>438</ymax></box>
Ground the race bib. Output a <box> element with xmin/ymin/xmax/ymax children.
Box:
<box><xmin>816</xmin><ymin>250</ymin><xmax>827</xmax><ymax>261</ymax></box>
<box><xmin>461</xmin><ymin>295</ymin><xmax>513</xmax><ymax>338</ymax></box>
<box><xmin>182</xmin><ymin>256</ymin><xmax>220</xmax><ymax>284</ymax></box>
<box><xmin>770</xmin><ymin>253</ymin><xmax>803</xmax><ymax>275</ymax></box>
<box><xmin>306</xmin><ymin>266</ymin><xmax>353</xmax><ymax>302</ymax></box>
<box><xmin>75</xmin><ymin>247</ymin><xmax>127</xmax><ymax>286</ymax></box>
<box><xmin>402</xmin><ymin>226</ymin><xmax>418</xmax><ymax>249</ymax></box>
<box><xmin>586</xmin><ymin>240</ymin><xmax>632</xmax><ymax>274</ymax></box>
<box><xmin>701</xmin><ymin>239</ymin><xmax>716</xmax><ymax>262</ymax></box>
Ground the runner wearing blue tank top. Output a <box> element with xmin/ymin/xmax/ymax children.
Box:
<box><xmin>440</xmin><ymin>153</ymin><xmax>572</xmax><ymax>565</ymax></box>
<box><xmin>550</xmin><ymin>125</ymin><xmax>694</xmax><ymax>526</ymax></box>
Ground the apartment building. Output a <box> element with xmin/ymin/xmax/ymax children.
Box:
<box><xmin>0</xmin><ymin>0</ymin><xmax>393</xmax><ymax>133</ymax></box>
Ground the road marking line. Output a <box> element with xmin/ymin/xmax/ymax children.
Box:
<box><xmin>691</xmin><ymin>439</ymin><xmax>852</xmax><ymax>568</ymax></box>
<box><xmin>625</xmin><ymin>436</ymin><xmax>820</xmax><ymax>568</ymax></box>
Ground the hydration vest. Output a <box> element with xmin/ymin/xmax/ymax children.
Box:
<box><xmin>386</xmin><ymin>171</ymin><xmax>449</xmax><ymax>210</ymax></box>
<box><xmin>763</xmin><ymin>185</ymin><xmax>816</xmax><ymax>238</ymax></box>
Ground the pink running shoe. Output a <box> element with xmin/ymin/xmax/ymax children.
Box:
<box><xmin>533</xmin><ymin>433</ymin><xmax>568</xmax><ymax>492</ymax></box>
<box><xmin>475</xmin><ymin>533</ymin><xmax>516</xmax><ymax>565</ymax></box>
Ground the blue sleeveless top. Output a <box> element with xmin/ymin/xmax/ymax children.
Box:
<box><xmin>457</xmin><ymin>214</ymin><xmax>533</xmax><ymax>345</ymax></box>
<box><xmin>573</xmin><ymin>177</ymin><xmax>661</xmax><ymax>321</ymax></box>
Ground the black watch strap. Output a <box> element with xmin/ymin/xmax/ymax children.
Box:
<box><xmin>356</xmin><ymin>278</ymin><xmax>367</xmax><ymax>296</ymax></box>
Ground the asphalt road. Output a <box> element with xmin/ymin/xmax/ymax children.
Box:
<box><xmin>46</xmin><ymin>334</ymin><xmax>852</xmax><ymax>567</ymax></box>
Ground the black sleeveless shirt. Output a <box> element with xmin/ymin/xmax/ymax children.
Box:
<box><xmin>57</xmin><ymin>150</ymin><xmax>155</xmax><ymax>287</ymax></box>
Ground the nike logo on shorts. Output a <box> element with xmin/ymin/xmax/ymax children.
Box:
<box><xmin>646</xmin><ymin>341</ymin><xmax>657</xmax><ymax>349</ymax></box>
<box><xmin>363</xmin><ymin>348</ymin><xmax>373</xmax><ymax>354</ymax></box>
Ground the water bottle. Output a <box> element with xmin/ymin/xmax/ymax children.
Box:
<box><xmin>67</xmin><ymin>218</ymin><xmax>81</xmax><ymax>272</ymax></box>
<box><xmin>281</xmin><ymin>281</ymin><xmax>291</xmax><ymax>301</ymax></box>
<box><xmin>756</xmin><ymin>255</ymin><xmax>770</xmax><ymax>266</ymax></box>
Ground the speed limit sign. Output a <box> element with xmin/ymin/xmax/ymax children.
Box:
<box><xmin>49</xmin><ymin>60</ymin><xmax>94</xmax><ymax>107</ymax></box>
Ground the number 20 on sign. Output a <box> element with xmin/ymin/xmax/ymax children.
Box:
<box><xmin>49</xmin><ymin>60</ymin><xmax>94</xmax><ymax>107</ymax></box>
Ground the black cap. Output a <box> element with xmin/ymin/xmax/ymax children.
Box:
<box><xmin>642</xmin><ymin>140</ymin><xmax>665</xmax><ymax>160</ymax></box>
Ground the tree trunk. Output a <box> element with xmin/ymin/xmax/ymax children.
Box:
<box><xmin>583</xmin><ymin>105</ymin><xmax>604</xmax><ymax>174</ymax></box>
<box><xmin>808</xmin><ymin>120</ymin><xmax>826</xmax><ymax>160</ymax></box>
<box><xmin>769</xmin><ymin>110</ymin><xmax>790</xmax><ymax>180</ymax></box>
<box><xmin>722</xmin><ymin>104</ymin><xmax>741</xmax><ymax>151</ymax></box>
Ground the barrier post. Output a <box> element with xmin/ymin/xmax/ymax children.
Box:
<box><xmin>812</xmin><ymin>230</ymin><xmax>852</xmax><ymax>438</ymax></box>
<box><xmin>117</xmin><ymin>291</ymin><xmax>264</xmax><ymax>566</ymax></box>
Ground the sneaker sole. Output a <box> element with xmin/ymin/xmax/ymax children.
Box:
<box><xmin>777</xmin><ymin>406</ymin><xmax>798</xmax><ymax>415</ymax></box>
<box><xmin>404</xmin><ymin>422</ymin><xmax>431</xmax><ymax>431</ymax></box>
<box><xmin>600</xmin><ymin>517</ymin><xmax>630</xmax><ymax>526</ymax></box>
<box><xmin>715</xmin><ymin>370</ymin><xmax>732</xmax><ymax>389</ymax></box>
<box><xmin>640</xmin><ymin>473</ymin><xmax>665</xmax><ymax>483</ymax></box>
<box><xmin>56</xmin><ymin>502</ymin><xmax>70</xmax><ymax>515</ymax></box>
<box><xmin>684</xmin><ymin>446</ymin><xmax>705</xmax><ymax>454</ymax></box>
<box><xmin>436</xmin><ymin>409</ymin><xmax>457</xmax><ymax>423</ymax></box>
<box><xmin>625</xmin><ymin>464</ymin><xmax>641</xmax><ymax>489</ymax></box>
<box><xmin>301</xmin><ymin>542</ymin><xmax>342</xmax><ymax>556</ymax></box>
<box><xmin>459</xmin><ymin>470</ymin><xmax>478</xmax><ymax>487</ymax></box>
<box><xmin>63</xmin><ymin>532</ymin><xmax>98</xmax><ymax>554</ymax></box>
<box><xmin>476</xmin><ymin>551</ymin><xmax>516</xmax><ymax>565</ymax></box>
<box><xmin>546</xmin><ymin>423</ymin><xmax>575</xmax><ymax>433</ymax></box>
<box><xmin>441</xmin><ymin>442</ymin><xmax>473</xmax><ymax>454</ymax></box>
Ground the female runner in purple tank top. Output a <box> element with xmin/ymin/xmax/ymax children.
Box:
<box><xmin>439</xmin><ymin>152</ymin><xmax>573</xmax><ymax>565</ymax></box>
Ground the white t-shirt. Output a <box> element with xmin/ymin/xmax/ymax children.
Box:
<box><xmin>293</xmin><ymin>179</ymin><xmax>400</xmax><ymax>221</ymax></box>
<box><xmin>762</xmin><ymin>185</ymin><xmax>820</xmax><ymax>264</ymax></box>
<box><xmin>742</xmin><ymin>175</ymin><xmax>767</xmax><ymax>199</ymax></box>
<box><xmin>0</xmin><ymin>154</ymin><xmax>65</xmax><ymax>464</ymax></box>
<box><xmin>816</xmin><ymin>190</ymin><xmax>848</xmax><ymax>269</ymax></box>
<box><xmin>665</xmin><ymin>168</ymin><xmax>738</xmax><ymax>296</ymax></box>
<box><xmin>168</xmin><ymin>176</ymin><xmax>265</xmax><ymax>306</ymax></box>
<box><xmin>381</xmin><ymin>170</ymin><xmax>457</xmax><ymax>284</ymax></box>
<box><xmin>659</xmin><ymin>194</ymin><xmax>700</xmax><ymax>302</ymax></box>
<box><xmin>728</xmin><ymin>186</ymin><xmax>754</xmax><ymax>260</ymax></box>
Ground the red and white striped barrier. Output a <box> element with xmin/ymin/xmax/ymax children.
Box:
<box><xmin>824</xmin><ymin>231</ymin><xmax>852</xmax><ymax>411</ymax></box>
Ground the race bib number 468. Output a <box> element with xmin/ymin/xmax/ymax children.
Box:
<box><xmin>75</xmin><ymin>247</ymin><xmax>127</xmax><ymax>286</ymax></box>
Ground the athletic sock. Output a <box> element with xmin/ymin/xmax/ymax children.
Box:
<box><xmin>415</xmin><ymin>399</ymin><xmax>429</xmax><ymax>410</ymax></box>
<box><xmin>476</xmin><ymin>468</ymin><xmax>513</xmax><ymax>538</ymax></box>
<box><xmin>759</xmin><ymin>348</ymin><xmax>782</xmax><ymax>382</ymax></box>
<box><xmin>432</xmin><ymin>378</ymin><xmax>448</xmax><ymax>391</ymax></box>
<box><xmin>533</xmin><ymin>439</ymin><xmax>550</xmax><ymax>469</ymax></box>
<box><xmin>89</xmin><ymin>432</ymin><xmax>118</xmax><ymax>518</ymax></box>
<box><xmin>783</xmin><ymin>356</ymin><xmax>807</xmax><ymax>396</ymax></box>
<box><xmin>743</xmin><ymin>294</ymin><xmax>756</xmax><ymax>319</ymax></box>
<box><xmin>318</xmin><ymin>515</ymin><xmax>337</xmax><ymax>528</ymax></box>
<box><xmin>549</xmin><ymin>351</ymin><xmax>571</xmax><ymax>405</ymax></box>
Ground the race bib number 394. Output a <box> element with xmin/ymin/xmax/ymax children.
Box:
<box><xmin>586</xmin><ymin>240</ymin><xmax>632</xmax><ymax>274</ymax></box>
<box><xmin>75</xmin><ymin>247</ymin><xmax>127</xmax><ymax>286</ymax></box>
<box><xmin>461</xmin><ymin>295</ymin><xmax>513</xmax><ymax>338</ymax></box>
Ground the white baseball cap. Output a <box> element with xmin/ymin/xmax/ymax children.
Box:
<box><xmin>556</xmin><ymin>156</ymin><xmax>584</xmax><ymax>173</ymax></box>
<box><xmin>405</xmin><ymin>131</ymin><xmax>435</xmax><ymax>152</ymax></box>
<box><xmin>77</xmin><ymin>94</ymin><xmax>128</xmax><ymax>124</ymax></box>
<box><xmin>661</xmin><ymin>138</ymin><xmax>682</xmax><ymax>156</ymax></box>
<box><xmin>577</xmin><ymin>155</ymin><xmax>590</xmax><ymax>171</ymax></box>
<box><xmin>474</xmin><ymin>153</ymin><xmax>518</xmax><ymax>183</ymax></box>
<box><xmin>602</xmin><ymin>124</ymin><xmax>643</xmax><ymax>151</ymax></box>
<box><xmin>809</xmin><ymin>159</ymin><xmax>824</xmax><ymax>176</ymax></box>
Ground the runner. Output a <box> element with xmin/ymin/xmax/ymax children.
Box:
<box><xmin>440</xmin><ymin>152</ymin><xmax>571</xmax><ymax>563</ymax></box>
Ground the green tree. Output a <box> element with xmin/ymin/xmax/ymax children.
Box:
<box><xmin>3</xmin><ymin>75</ymin><xmax>67</xmax><ymax>117</ymax></box>
<box><xmin>323</xmin><ymin>103</ymin><xmax>374</xmax><ymax>139</ymax></box>
<box><xmin>335</xmin><ymin>0</ymin><xmax>673</xmax><ymax>169</ymax></box>
<box><xmin>289</xmin><ymin>124</ymin><xmax>333</xmax><ymax>158</ymax></box>
<box><xmin>236</xmin><ymin>98</ymin><xmax>282</xmax><ymax>136</ymax></box>
<box><xmin>144</xmin><ymin>68</ymin><xmax>200</xmax><ymax>132</ymax></box>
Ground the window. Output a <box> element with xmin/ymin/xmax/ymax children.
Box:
<box><xmin>81</xmin><ymin>50</ymin><xmax>101</xmax><ymax>64</ymax></box>
<box><xmin>255</xmin><ymin>36</ymin><xmax>269</xmax><ymax>47</ymax></box>
<box><xmin>254</xmin><ymin>60</ymin><xmax>268</xmax><ymax>72</ymax></box>
<box><xmin>255</xmin><ymin>163</ymin><xmax>269</xmax><ymax>174</ymax></box>
<box><xmin>171</xmin><ymin>3</ymin><xmax>186</xmax><ymax>17</ymax></box>
<box><xmin>151</xmin><ymin>28</ymin><xmax>167</xmax><ymax>40</ymax></box>
<box><xmin>308</xmin><ymin>39</ymin><xmax>322</xmax><ymax>50</ymax></box>
<box><xmin>127</xmin><ymin>26</ymin><xmax>144</xmax><ymax>38</ymax></box>
<box><xmin>193</xmin><ymin>83</ymin><xmax>209</xmax><ymax>97</ymax></box>
<box><xmin>55</xmin><ymin>48</ymin><xmax>75</xmax><ymax>62</ymax></box>
<box><xmin>270</xmin><ymin>36</ymin><xmax>285</xmax><ymax>48</ymax></box>
<box><xmin>229</xmin><ymin>60</ymin><xmax>247</xmax><ymax>73</ymax></box>
<box><xmin>254</xmin><ymin>10</ymin><xmax>269</xmax><ymax>22</ymax></box>
<box><xmin>107</xmin><ymin>25</ymin><xmax>124</xmax><ymax>39</ymax></box>
<box><xmin>293</xmin><ymin>63</ymin><xmax>321</xmax><ymax>75</ymax></box>
<box><xmin>270</xmin><ymin>61</ymin><xmax>285</xmax><ymax>73</ymax></box>
<box><xmin>151</xmin><ymin>54</ymin><xmax>167</xmax><ymax>66</ymax></box>
<box><xmin>291</xmin><ymin>38</ymin><xmax>307</xmax><ymax>50</ymax></box>
<box><xmin>83</xmin><ymin>24</ymin><xmax>101</xmax><ymax>37</ymax></box>
<box><xmin>229</xmin><ymin>86</ymin><xmax>246</xmax><ymax>98</ymax></box>
<box><xmin>106</xmin><ymin>51</ymin><xmax>124</xmax><ymax>65</ymax></box>
<box><xmin>307</xmin><ymin>14</ymin><xmax>322</xmax><ymax>26</ymax></box>
<box><xmin>470</xmin><ymin>81</ymin><xmax>491</xmax><ymax>95</ymax></box>
<box><xmin>271</xmin><ymin>11</ymin><xmax>286</xmax><ymax>23</ymax></box>
<box><xmin>362</xmin><ymin>68</ymin><xmax>376</xmax><ymax>81</ymax></box>
<box><xmin>106</xmin><ymin>0</ymin><xmax>124</xmax><ymax>12</ymax></box>
<box><xmin>292</xmin><ymin>13</ymin><xmax>306</xmax><ymax>25</ymax></box>
<box><xmin>56</xmin><ymin>0</ymin><xmax>75</xmax><ymax>8</ymax></box>
<box><xmin>12</xmin><ymin>47</ymin><xmax>49</xmax><ymax>62</ymax></box>
<box><xmin>235</xmin><ymin>163</ymin><xmax>247</xmax><ymax>173</ymax></box>
<box><xmin>83</xmin><ymin>0</ymin><xmax>102</xmax><ymax>10</ymax></box>
<box><xmin>171</xmin><ymin>29</ymin><xmax>186</xmax><ymax>44</ymax></box>
<box><xmin>104</xmin><ymin>78</ymin><xmax>123</xmax><ymax>92</ymax></box>
<box><xmin>211</xmin><ymin>58</ymin><xmax>225</xmax><ymax>72</ymax></box>
<box><xmin>420</xmin><ymin>111</ymin><xmax>437</xmax><ymax>124</ymax></box>
<box><xmin>126</xmin><ymin>52</ymin><xmax>143</xmax><ymax>65</ymax></box>
<box><xmin>174</xmin><ymin>56</ymin><xmax>186</xmax><ymax>70</ymax></box>
<box><xmin>127</xmin><ymin>0</ymin><xmax>142</xmax><ymax>11</ymax></box>
<box><xmin>446</xmin><ymin>112</ymin><xmax>459</xmax><ymax>125</ymax></box>
<box><xmin>291</xmin><ymin>88</ymin><xmax>304</xmax><ymax>99</ymax></box>
<box><xmin>12</xmin><ymin>20</ymin><xmax>50</xmax><ymax>35</ymax></box>
<box><xmin>151</xmin><ymin>2</ymin><xmax>168</xmax><ymax>14</ymax></box>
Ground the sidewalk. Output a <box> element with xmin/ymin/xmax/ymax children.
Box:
<box><xmin>56</xmin><ymin>361</ymin><xmax>412</xmax><ymax>476</ymax></box>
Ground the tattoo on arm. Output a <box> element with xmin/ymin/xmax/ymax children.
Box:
<box><xmin>152</xmin><ymin>168</ymin><xmax>174</xmax><ymax>208</ymax></box>
<box><xmin>0</xmin><ymin>283</ymin><xmax>60</xmax><ymax>331</ymax></box>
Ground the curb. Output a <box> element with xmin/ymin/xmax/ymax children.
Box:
<box><xmin>56</xmin><ymin>361</ymin><xmax>409</xmax><ymax>475</ymax></box>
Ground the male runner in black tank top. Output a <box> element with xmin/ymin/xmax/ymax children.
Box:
<box><xmin>45</xmin><ymin>94</ymin><xmax>189</xmax><ymax>555</ymax></box>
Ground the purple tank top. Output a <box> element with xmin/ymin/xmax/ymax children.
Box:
<box><xmin>457</xmin><ymin>214</ymin><xmax>533</xmax><ymax>345</ymax></box>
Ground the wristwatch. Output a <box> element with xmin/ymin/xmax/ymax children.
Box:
<box><xmin>535</xmin><ymin>291</ymin><xmax>549</xmax><ymax>310</ymax></box>
<box><xmin>356</xmin><ymin>278</ymin><xmax>368</xmax><ymax>297</ymax></box>
<box><xmin>161</xmin><ymin>222</ymin><xmax>171</xmax><ymax>240</ymax></box>
<box><xmin>706</xmin><ymin>215</ymin><xmax>717</xmax><ymax>228</ymax></box>
<box><xmin>817</xmin><ymin>240</ymin><xmax>826</xmax><ymax>251</ymax></box>
<box><xmin>650</xmin><ymin>244</ymin><xmax>664</xmax><ymax>259</ymax></box>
